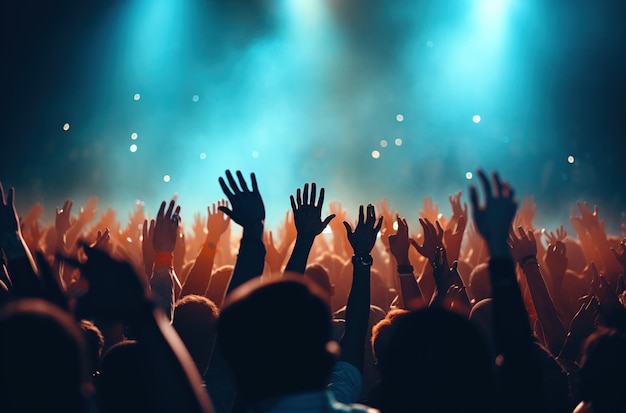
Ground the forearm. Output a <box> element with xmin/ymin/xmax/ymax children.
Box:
<box><xmin>521</xmin><ymin>261</ymin><xmax>566</xmax><ymax>355</ymax></box>
<box><xmin>340</xmin><ymin>265</ymin><xmax>370</xmax><ymax>370</ymax></box>
<box><xmin>227</xmin><ymin>224</ymin><xmax>265</xmax><ymax>295</ymax></box>
<box><xmin>284</xmin><ymin>236</ymin><xmax>314</xmax><ymax>274</ymax></box>
<box><xmin>181</xmin><ymin>243</ymin><xmax>217</xmax><ymax>297</ymax></box>
<box><xmin>1</xmin><ymin>232</ymin><xmax>41</xmax><ymax>297</ymax></box>
<box><xmin>397</xmin><ymin>266</ymin><xmax>423</xmax><ymax>310</ymax></box>
<box><xmin>151</xmin><ymin>264</ymin><xmax>176</xmax><ymax>321</ymax></box>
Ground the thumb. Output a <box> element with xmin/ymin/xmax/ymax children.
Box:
<box><xmin>342</xmin><ymin>221</ymin><xmax>353</xmax><ymax>238</ymax></box>
<box><xmin>321</xmin><ymin>214</ymin><xmax>336</xmax><ymax>229</ymax></box>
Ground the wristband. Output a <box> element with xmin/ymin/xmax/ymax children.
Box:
<box><xmin>154</xmin><ymin>251</ymin><xmax>174</xmax><ymax>267</ymax></box>
<box><xmin>397</xmin><ymin>264</ymin><xmax>414</xmax><ymax>274</ymax></box>
<box><xmin>520</xmin><ymin>255</ymin><xmax>537</xmax><ymax>268</ymax></box>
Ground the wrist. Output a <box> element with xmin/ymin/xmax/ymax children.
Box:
<box><xmin>154</xmin><ymin>251</ymin><xmax>174</xmax><ymax>267</ymax></box>
<box><xmin>520</xmin><ymin>255</ymin><xmax>538</xmax><ymax>268</ymax></box>
<box><xmin>352</xmin><ymin>253</ymin><xmax>373</xmax><ymax>267</ymax></box>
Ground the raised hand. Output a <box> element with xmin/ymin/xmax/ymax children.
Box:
<box><xmin>590</xmin><ymin>262</ymin><xmax>622</xmax><ymax>316</ymax></box>
<box><xmin>544</xmin><ymin>225</ymin><xmax>567</xmax><ymax>246</ymax></box>
<box><xmin>443</xmin><ymin>214</ymin><xmax>466</xmax><ymax>263</ymax></box>
<box><xmin>92</xmin><ymin>228</ymin><xmax>113</xmax><ymax>254</ymax></box>
<box><xmin>508</xmin><ymin>227</ymin><xmax>537</xmax><ymax>266</ymax></box>
<box><xmin>343</xmin><ymin>204</ymin><xmax>383</xmax><ymax>255</ymax></box>
<box><xmin>410</xmin><ymin>218</ymin><xmax>444</xmax><ymax>262</ymax></box>
<box><xmin>448</xmin><ymin>191</ymin><xmax>468</xmax><ymax>227</ymax></box>
<box><xmin>126</xmin><ymin>201</ymin><xmax>146</xmax><ymax>240</ymax></box>
<box><xmin>207</xmin><ymin>200</ymin><xmax>231</xmax><ymax>243</ymax></box>
<box><xmin>218</xmin><ymin>170</ymin><xmax>265</xmax><ymax>230</ymax></box>
<box><xmin>388</xmin><ymin>214</ymin><xmax>411</xmax><ymax>266</ymax></box>
<box><xmin>572</xmin><ymin>201</ymin><xmax>602</xmax><ymax>230</ymax></box>
<box><xmin>264</xmin><ymin>231</ymin><xmax>285</xmax><ymax>274</ymax></box>
<box><xmin>610</xmin><ymin>239</ymin><xmax>626</xmax><ymax>271</ymax></box>
<box><xmin>153</xmin><ymin>200</ymin><xmax>181</xmax><ymax>253</ymax></box>
<box><xmin>431</xmin><ymin>246</ymin><xmax>465</xmax><ymax>300</ymax></box>
<box><xmin>77</xmin><ymin>196</ymin><xmax>98</xmax><ymax>225</ymax></box>
<box><xmin>419</xmin><ymin>196</ymin><xmax>440</xmax><ymax>225</ymax></box>
<box><xmin>290</xmin><ymin>182</ymin><xmax>335</xmax><ymax>241</ymax></box>
<box><xmin>469</xmin><ymin>169</ymin><xmax>518</xmax><ymax>258</ymax></box>
<box><xmin>544</xmin><ymin>240</ymin><xmax>568</xmax><ymax>290</ymax></box>
<box><xmin>376</xmin><ymin>198</ymin><xmax>396</xmax><ymax>249</ymax></box>
<box><xmin>0</xmin><ymin>182</ymin><xmax>20</xmax><ymax>234</ymax></box>
<box><xmin>55</xmin><ymin>199</ymin><xmax>74</xmax><ymax>239</ymax></box>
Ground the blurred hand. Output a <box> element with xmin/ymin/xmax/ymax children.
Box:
<box><xmin>218</xmin><ymin>170</ymin><xmax>265</xmax><ymax>229</ymax></box>
<box><xmin>431</xmin><ymin>246</ymin><xmax>464</xmax><ymax>297</ymax></box>
<box><xmin>153</xmin><ymin>200</ymin><xmax>181</xmax><ymax>253</ymax></box>
<box><xmin>514</xmin><ymin>196</ymin><xmax>536</xmax><ymax>231</ymax></box>
<box><xmin>448</xmin><ymin>191</ymin><xmax>468</xmax><ymax>229</ymax></box>
<box><xmin>610</xmin><ymin>239</ymin><xmax>626</xmax><ymax>270</ymax></box>
<box><xmin>469</xmin><ymin>169</ymin><xmax>518</xmax><ymax>257</ymax></box>
<box><xmin>0</xmin><ymin>182</ymin><xmax>20</xmax><ymax>234</ymax></box>
<box><xmin>567</xmin><ymin>295</ymin><xmax>599</xmax><ymax>338</ymax></box>
<box><xmin>419</xmin><ymin>196</ymin><xmax>440</xmax><ymax>225</ymax></box>
<box><xmin>77</xmin><ymin>196</ymin><xmax>98</xmax><ymax>225</ymax></box>
<box><xmin>207</xmin><ymin>200</ymin><xmax>231</xmax><ymax>243</ymax></box>
<box><xmin>55</xmin><ymin>199</ymin><xmax>74</xmax><ymax>237</ymax></box>
<box><xmin>544</xmin><ymin>225</ymin><xmax>567</xmax><ymax>246</ymax></box>
<box><xmin>545</xmin><ymin>240</ymin><xmax>568</xmax><ymax>288</ymax></box>
<box><xmin>290</xmin><ymin>182</ymin><xmax>335</xmax><ymax>241</ymax></box>
<box><xmin>388</xmin><ymin>214</ymin><xmax>410</xmax><ymax>266</ymax></box>
<box><xmin>264</xmin><ymin>231</ymin><xmax>284</xmax><ymax>273</ymax></box>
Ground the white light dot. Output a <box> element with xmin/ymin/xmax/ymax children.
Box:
<box><xmin>63</xmin><ymin>123</ymin><xmax>70</xmax><ymax>131</ymax></box>
<box><xmin>199</xmin><ymin>152</ymin><xmax>207</xmax><ymax>160</ymax></box>
<box><xmin>131</xmin><ymin>132</ymin><xmax>138</xmax><ymax>140</ymax></box>
<box><xmin>380</xmin><ymin>139</ymin><xmax>388</xmax><ymax>148</ymax></box>
<box><xmin>129</xmin><ymin>144</ymin><xmax>138</xmax><ymax>153</ymax></box>
<box><xmin>163</xmin><ymin>175</ymin><xmax>171</xmax><ymax>183</ymax></box>
<box><xmin>426</xmin><ymin>40</ymin><xmax>434</xmax><ymax>48</ymax></box>
<box><xmin>252</xmin><ymin>151</ymin><xmax>259</xmax><ymax>158</ymax></box>
<box><xmin>192</xmin><ymin>95</ymin><xmax>200</xmax><ymax>102</ymax></box>
<box><xmin>396</xmin><ymin>114</ymin><xmax>404</xmax><ymax>122</ymax></box>
<box><xmin>371</xmin><ymin>150</ymin><xmax>381</xmax><ymax>159</ymax></box>
<box><xmin>392</xmin><ymin>221</ymin><xmax>399</xmax><ymax>231</ymax></box>
<box><xmin>133</xmin><ymin>93</ymin><xmax>141</xmax><ymax>101</ymax></box>
<box><xmin>567</xmin><ymin>155</ymin><xmax>575</xmax><ymax>164</ymax></box>
<box><xmin>472</xmin><ymin>115</ymin><xmax>481</xmax><ymax>124</ymax></box>
<box><xmin>394</xmin><ymin>138</ymin><xmax>403</xmax><ymax>146</ymax></box>
<box><xmin>465</xmin><ymin>172</ymin><xmax>473</xmax><ymax>180</ymax></box>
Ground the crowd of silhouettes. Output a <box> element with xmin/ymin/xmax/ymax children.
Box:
<box><xmin>0</xmin><ymin>168</ymin><xmax>625</xmax><ymax>413</ymax></box>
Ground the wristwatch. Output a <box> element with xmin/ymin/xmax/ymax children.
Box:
<box><xmin>352</xmin><ymin>253</ymin><xmax>373</xmax><ymax>266</ymax></box>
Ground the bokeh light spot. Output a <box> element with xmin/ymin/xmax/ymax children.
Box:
<box><xmin>130</xmin><ymin>144</ymin><xmax>138</xmax><ymax>153</ymax></box>
<box><xmin>200</xmin><ymin>152</ymin><xmax>207</xmax><ymax>160</ymax></box>
<box><xmin>131</xmin><ymin>132</ymin><xmax>138</xmax><ymax>140</ymax></box>
<box><xmin>252</xmin><ymin>151</ymin><xmax>259</xmax><ymax>158</ymax></box>
<box><xmin>63</xmin><ymin>123</ymin><xmax>70</xmax><ymax>131</ymax></box>
<box><xmin>192</xmin><ymin>95</ymin><xmax>200</xmax><ymax>102</ymax></box>
<box><xmin>163</xmin><ymin>175</ymin><xmax>171</xmax><ymax>183</ymax></box>
<box><xmin>394</xmin><ymin>138</ymin><xmax>403</xmax><ymax>146</ymax></box>
<box><xmin>133</xmin><ymin>93</ymin><xmax>141</xmax><ymax>101</ymax></box>
<box><xmin>396</xmin><ymin>114</ymin><xmax>404</xmax><ymax>122</ymax></box>
<box><xmin>372</xmin><ymin>150</ymin><xmax>381</xmax><ymax>159</ymax></box>
<box><xmin>380</xmin><ymin>139</ymin><xmax>388</xmax><ymax>148</ymax></box>
<box><xmin>472</xmin><ymin>115</ymin><xmax>481</xmax><ymax>124</ymax></box>
<box><xmin>466</xmin><ymin>172</ymin><xmax>473</xmax><ymax>180</ymax></box>
<box><xmin>567</xmin><ymin>155</ymin><xmax>575</xmax><ymax>164</ymax></box>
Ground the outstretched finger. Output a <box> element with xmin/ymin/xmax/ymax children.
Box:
<box><xmin>236</xmin><ymin>170</ymin><xmax>250</xmax><ymax>192</ymax></box>
<box><xmin>290</xmin><ymin>195</ymin><xmax>297</xmax><ymax>213</ymax></box>
<box><xmin>476</xmin><ymin>169</ymin><xmax>492</xmax><ymax>201</ymax></box>
<box><xmin>317</xmin><ymin>187</ymin><xmax>325</xmax><ymax>209</ymax></box>
<box><xmin>218</xmin><ymin>177</ymin><xmax>235</xmax><ymax>200</ymax></box>
<box><xmin>303</xmin><ymin>183</ymin><xmax>310</xmax><ymax>205</ymax></box>
<box><xmin>310</xmin><ymin>183</ymin><xmax>317</xmax><ymax>206</ymax></box>
<box><xmin>343</xmin><ymin>221</ymin><xmax>353</xmax><ymax>237</ymax></box>
<box><xmin>225</xmin><ymin>170</ymin><xmax>240</xmax><ymax>193</ymax></box>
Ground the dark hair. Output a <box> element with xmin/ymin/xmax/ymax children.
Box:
<box><xmin>217</xmin><ymin>279</ymin><xmax>335</xmax><ymax>403</ymax></box>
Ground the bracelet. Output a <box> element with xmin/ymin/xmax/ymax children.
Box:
<box><xmin>154</xmin><ymin>251</ymin><xmax>174</xmax><ymax>267</ymax></box>
<box><xmin>520</xmin><ymin>255</ymin><xmax>538</xmax><ymax>268</ymax></box>
<box><xmin>397</xmin><ymin>265</ymin><xmax>414</xmax><ymax>274</ymax></box>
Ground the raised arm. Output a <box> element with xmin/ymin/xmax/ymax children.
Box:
<box><xmin>388</xmin><ymin>214</ymin><xmax>424</xmax><ymax>310</ymax></box>
<box><xmin>0</xmin><ymin>182</ymin><xmax>40</xmax><ymax>298</ymax></box>
<box><xmin>509</xmin><ymin>226</ymin><xmax>566</xmax><ymax>355</ymax></box>
<box><xmin>284</xmin><ymin>182</ymin><xmax>335</xmax><ymax>274</ymax></box>
<box><xmin>469</xmin><ymin>170</ymin><xmax>543</xmax><ymax>412</ymax></box>
<box><xmin>219</xmin><ymin>170</ymin><xmax>266</xmax><ymax>295</ymax></box>
<box><xmin>181</xmin><ymin>201</ymin><xmax>230</xmax><ymax>297</ymax></box>
<box><xmin>341</xmin><ymin>204</ymin><xmax>382</xmax><ymax>370</ymax></box>
<box><xmin>150</xmin><ymin>199</ymin><xmax>182</xmax><ymax>321</ymax></box>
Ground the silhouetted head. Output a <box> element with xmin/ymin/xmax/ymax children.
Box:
<box><xmin>468</xmin><ymin>263</ymin><xmax>491</xmax><ymax>303</ymax></box>
<box><xmin>79</xmin><ymin>319</ymin><xmax>104</xmax><ymax>377</ymax></box>
<box><xmin>371</xmin><ymin>308</ymin><xmax>409</xmax><ymax>367</ymax></box>
<box><xmin>380</xmin><ymin>307</ymin><xmax>495</xmax><ymax>413</ymax></box>
<box><xmin>96</xmin><ymin>340</ymin><xmax>145</xmax><ymax>413</ymax></box>
<box><xmin>173</xmin><ymin>294</ymin><xmax>220</xmax><ymax>374</ymax></box>
<box><xmin>0</xmin><ymin>299</ymin><xmax>90</xmax><ymax>412</ymax></box>
<box><xmin>304</xmin><ymin>263</ymin><xmax>333</xmax><ymax>305</ymax></box>
<box><xmin>206</xmin><ymin>265</ymin><xmax>234</xmax><ymax>308</ymax></box>
<box><xmin>579</xmin><ymin>328</ymin><xmax>626</xmax><ymax>413</ymax></box>
<box><xmin>217</xmin><ymin>278</ymin><xmax>335</xmax><ymax>403</ymax></box>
